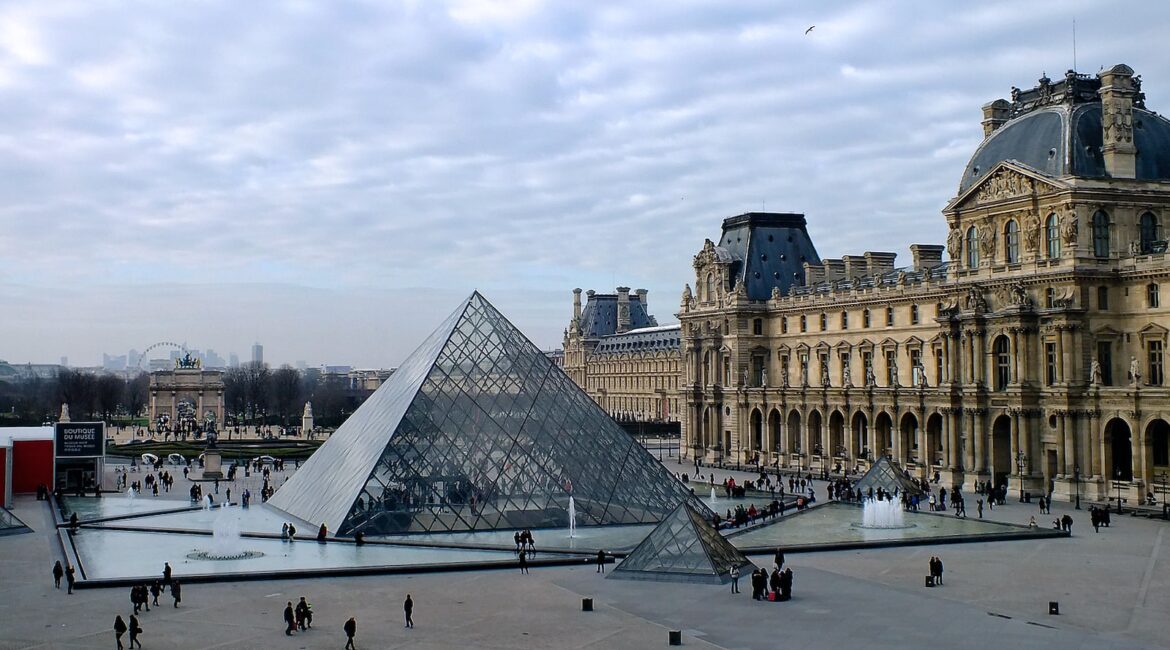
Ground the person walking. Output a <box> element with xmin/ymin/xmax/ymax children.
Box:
<box><xmin>296</xmin><ymin>596</ymin><xmax>313</xmax><ymax>630</ymax></box>
<box><xmin>162</xmin><ymin>562</ymin><xmax>172</xmax><ymax>586</ymax></box>
<box><xmin>596</xmin><ymin>549</ymin><xmax>606</xmax><ymax>573</ymax></box>
<box><xmin>404</xmin><ymin>594</ymin><xmax>414</xmax><ymax>628</ymax></box>
<box><xmin>65</xmin><ymin>564</ymin><xmax>76</xmax><ymax>594</ymax></box>
<box><xmin>52</xmin><ymin>560</ymin><xmax>64</xmax><ymax>588</ymax></box>
<box><xmin>729</xmin><ymin>565</ymin><xmax>740</xmax><ymax>594</ymax></box>
<box><xmin>128</xmin><ymin>614</ymin><xmax>143</xmax><ymax>649</ymax></box>
<box><xmin>150</xmin><ymin>580</ymin><xmax>161</xmax><ymax>607</ymax></box>
<box><xmin>114</xmin><ymin>615</ymin><xmax>128</xmax><ymax>650</ymax></box>
<box><xmin>171</xmin><ymin>580</ymin><xmax>182</xmax><ymax>608</ymax></box>
<box><xmin>977</xmin><ymin>499</ymin><xmax>984</xmax><ymax>519</ymax></box>
<box><xmin>343</xmin><ymin>617</ymin><xmax>357</xmax><ymax>649</ymax></box>
<box><xmin>518</xmin><ymin>549</ymin><xmax>529</xmax><ymax>574</ymax></box>
<box><xmin>284</xmin><ymin>601</ymin><xmax>297</xmax><ymax>635</ymax></box>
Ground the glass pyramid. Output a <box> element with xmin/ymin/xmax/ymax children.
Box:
<box><xmin>853</xmin><ymin>456</ymin><xmax>925</xmax><ymax>497</ymax></box>
<box><xmin>611</xmin><ymin>502</ymin><xmax>755</xmax><ymax>584</ymax></box>
<box><xmin>270</xmin><ymin>291</ymin><xmax>702</xmax><ymax>536</ymax></box>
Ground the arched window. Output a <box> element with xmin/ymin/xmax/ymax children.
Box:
<box><xmin>1004</xmin><ymin>219</ymin><xmax>1020</xmax><ymax>263</ymax></box>
<box><xmin>1092</xmin><ymin>210</ymin><xmax>1110</xmax><ymax>258</ymax></box>
<box><xmin>993</xmin><ymin>335</ymin><xmax>1011</xmax><ymax>391</ymax></box>
<box><xmin>1140</xmin><ymin>212</ymin><xmax>1159</xmax><ymax>254</ymax></box>
<box><xmin>1045</xmin><ymin>213</ymin><xmax>1061</xmax><ymax>259</ymax></box>
<box><xmin>705</xmin><ymin>273</ymin><xmax>715</xmax><ymax>300</ymax></box>
<box><xmin>966</xmin><ymin>226</ymin><xmax>979</xmax><ymax>268</ymax></box>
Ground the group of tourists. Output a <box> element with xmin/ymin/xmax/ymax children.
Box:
<box><xmin>928</xmin><ymin>556</ymin><xmax>945</xmax><ymax>585</ymax></box>
<box><xmin>1089</xmin><ymin>506</ymin><xmax>1112</xmax><ymax>531</ymax></box>
<box><xmin>282</xmin><ymin>596</ymin><xmax>314</xmax><ymax>634</ymax></box>
<box><xmin>513</xmin><ymin>529</ymin><xmax>537</xmax><ymax>554</ymax></box>
<box><xmin>51</xmin><ymin>560</ymin><xmax>76</xmax><ymax>594</ymax></box>
<box><xmin>281</xmin><ymin>522</ymin><xmax>299</xmax><ymax>541</ymax></box>
<box><xmin>111</xmin><ymin>564</ymin><xmax>180</xmax><ymax>649</ymax></box>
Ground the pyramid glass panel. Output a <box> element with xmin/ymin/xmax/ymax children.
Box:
<box><xmin>853</xmin><ymin>456</ymin><xmax>925</xmax><ymax>497</ymax></box>
<box><xmin>611</xmin><ymin>503</ymin><xmax>755</xmax><ymax>584</ymax></box>
<box><xmin>270</xmin><ymin>291</ymin><xmax>703</xmax><ymax>536</ymax></box>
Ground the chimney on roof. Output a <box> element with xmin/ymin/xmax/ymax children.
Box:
<box><xmin>823</xmin><ymin>259</ymin><xmax>845</xmax><ymax>282</ymax></box>
<box><xmin>910</xmin><ymin>244</ymin><xmax>945</xmax><ymax>270</ymax></box>
<box><xmin>802</xmin><ymin>262</ymin><xmax>825</xmax><ymax>286</ymax></box>
<box><xmin>572</xmin><ymin>288</ymin><xmax>582</xmax><ymax>322</ymax></box>
<box><xmin>981</xmin><ymin>99</ymin><xmax>1011</xmax><ymax>137</ymax></box>
<box><xmin>1098</xmin><ymin>64</ymin><xmax>1137</xmax><ymax>179</ymax></box>
<box><xmin>635</xmin><ymin>288</ymin><xmax>648</xmax><ymax>315</ymax></box>
<box><xmin>864</xmin><ymin>252</ymin><xmax>897</xmax><ymax>276</ymax></box>
<box><xmin>842</xmin><ymin>255</ymin><xmax>867</xmax><ymax>279</ymax></box>
<box><xmin>616</xmin><ymin>287</ymin><xmax>631</xmax><ymax>333</ymax></box>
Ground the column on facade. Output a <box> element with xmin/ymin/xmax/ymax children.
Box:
<box><xmin>1065</xmin><ymin>411</ymin><xmax>1079</xmax><ymax>477</ymax></box>
<box><xmin>916</xmin><ymin>408</ymin><xmax>928</xmax><ymax>467</ymax></box>
<box><xmin>974</xmin><ymin>409</ymin><xmax>987</xmax><ymax>473</ymax></box>
<box><xmin>1092</xmin><ymin>410</ymin><xmax>1104</xmax><ymax>480</ymax></box>
<box><xmin>1060</xmin><ymin>327</ymin><xmax>1074</xmax><ymax>385</ymax></box>
<box><xmin>975</xmin><ymin>330</ymin><xmax>987</xmax><ymax>386</ymax></box>
<box><xmin>1020</xmin><ymin>409</ymin><xmax>1033</xmax><ymax>477</ymax></box>
<box><xmin>940</xmin><ymin>408</ymin><xmax>953</xmax><ymax>469</ymax></box>
<box><xmin>1054</xmin><ymin>327</ymin><xmax>1066</xmax><ymax>384</ymax></box>
<box><xmin>964</xmin><ymin>410</ymin><xmax>976</xmax><ymax>471</ymax></box>
<box><xmin>1010</xmin><ymin>329</ymin><xmax>1021</xmax><ymax>385</ymax></box>
<box><xmin>1009</xmin><ymin>410</ymin><xmax>1021</xmax><ymax>477</ymax></box>
<box><xmin>1056</xmin><ymin>412</ymin><xmax>1068</xmax><ymax>476</ymax></box>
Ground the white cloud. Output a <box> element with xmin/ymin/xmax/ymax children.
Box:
<box><xmin>0</xmin><ymin>0</ymin><xmax>1168</xmax><ymax>367</ymax></box>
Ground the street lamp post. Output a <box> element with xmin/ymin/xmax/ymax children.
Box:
<box><xmin>1074</xmin><ymin>465</ymin><xmax>1081</xmax><ymax>510</ymax></box>
<box><xmin>1114</xmin><ymin>469</ymin><xmax>1125</xmax><ymax>514</ymax></box>
<box><xmin>1016</xmin><ymin>452</ymin><xmax>1028</xmax><ymax>502</ymax></box>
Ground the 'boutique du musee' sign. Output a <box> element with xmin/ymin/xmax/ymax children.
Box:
<box><xmin>55</xmin><ymin>422</ymin><xmax>105</xmax><ymax>458</ymax></box>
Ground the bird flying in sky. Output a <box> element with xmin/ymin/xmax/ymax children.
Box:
<box><xmin>805</xmin><ymin>25</ymin><xmax>815</xmax><ymax>35</ymax></box>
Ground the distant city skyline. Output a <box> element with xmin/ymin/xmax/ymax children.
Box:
<box><xmin>2</xmin><ymin>2</ymin><xmax>1167</xmax><ymax>368</ymax></box>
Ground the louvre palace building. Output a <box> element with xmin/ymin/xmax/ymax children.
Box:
<box><xmin>675</xmin><ymin>64</ymin><xmax>1170</xmax><ymax>504</ymax></box>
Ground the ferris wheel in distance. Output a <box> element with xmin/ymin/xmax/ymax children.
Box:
<box><xmin>135</xmin><ymin>341</ymin><xmax>191</xmax><ymax>371</ymax></box>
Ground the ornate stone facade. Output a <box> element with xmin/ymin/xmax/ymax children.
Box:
<box><xmin>563</xmin><ymin>288</ymin><xmax>681</xmax><ymax>426</ymax></box>
<box><xmin>149</xmin><ymin>360</ymin><xmax>225</xmax><ymax>431</ymax></box>
<box><xmin>678</xmin><ymin>65</ymin><xmax>1170</xmax><ymax>505</ymax></box>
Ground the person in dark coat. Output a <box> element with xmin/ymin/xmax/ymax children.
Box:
<box><xmin>171</xmin><ymin>580</ymin><xmax>182</xmax><ymax>608</ymax></box>
<box><xmin>774</xmin><ymin>548</ymin><xmax>785</xmax><ymax>571</ymax></box>
<box><xmin>114</xmin><ymin>615</ymin><xmax>128</xmax><ymax>650</ymax></box>
<box><xmin>518</xmin><ymin>549</ymin><xmax>529</xmax><ymax>574</ymax></box>
<box><xmin>343</xmin><ymin>617</ymin><xmax>357</xmax><ymax>649</ymax></box>
<box><xmin>284</xmin><ymin>601</ymin><xmax>297</xmax><ymax>635</ymax></box>
<box><xmin>769</xmin><ymin>568</ymin><xmax>781</xmax><ymax>598</ymax></box>
<box><xmin>163</xmin><ymin>562</ymin><xmax>172</xmax><ymax>585</ymax></box>
<box><xmin>404</xmin><ymin>594</ymin><xmax>414</xmax><ymax>628</ymax></box>
<box><xmin>317</xmin><ymin>524</ymin><xmax>327</xmax><ymax>543</ymax></box>
<box><xmin>52</xmin><ymin>560</ymin><xmax>64</xmax><ymax>588</ymax></box>
<box><xmin>69</xmin><ymin>512</ymin><xmax>79</xmax><ymax>530</ymax></box>
<box><xmin>779</xmin><ymin>567</ymin><xmax>793</xmax><ymax>601</ymax></box>
<box><xmin>150</xmin><ymin>580</ymin><xmax>161</xmax><ymax>606</ymax></box>
<box><xmin>296</xmin><ymin>596</ymin><xmax>312</xmax><ymax>630</ymax></box>
<box><xmin>596</xmin><ymin>549</ymin><xmax>606</xmax><ymax>573</ymax></box>
<box><xmin>128</xmin><ymin>614</ymin><xmax>143</xmax><ymax>649</ymax></box>
<box><xmin>65</xmin><ymin>565</ymin><xmax>76</xmax><ymax>594</ymax></box>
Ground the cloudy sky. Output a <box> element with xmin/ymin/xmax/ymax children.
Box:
<box><xmin>2</xmin><ymin>0</ymin><xmax>1167</xmax><ymax>368</ymax></box>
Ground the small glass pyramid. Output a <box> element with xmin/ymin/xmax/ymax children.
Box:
<box><xmin>853</xmin><ymin>456</ymin><xmax>924</xmax><ymax>497</ymax></box>
<box><xmin>610</xmin><ymin>502</ymin><xmax>755</xmax><ymax>584</ymax></box>
<box><xmin>270</xmin><ymin>291</ymin><xmax>701</xmax><ymax>535</ymax></box>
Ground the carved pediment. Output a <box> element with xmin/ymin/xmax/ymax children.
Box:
<box><xmin>948</xmin><ymin>161</ymin><xmax>1068</xmax><ymax>211</ymax></box>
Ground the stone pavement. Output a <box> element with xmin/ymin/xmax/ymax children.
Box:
<box><xmin>4</xmin><ymin>450</ymin><xmax>1169</xmax><ymax>649</ymax></box>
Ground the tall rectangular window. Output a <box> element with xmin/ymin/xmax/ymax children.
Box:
<box><xmin>781</xmin><ymin>317</ymin><xmax>788</xmax><ymax>334</ymax></box>
<box><xmin>1098</xmin><ymin>286</ymin><xmax>1109</xmax><ymax>310</ymax></box>
<box><xmin>910</xmin><ymin>348</ymin><xmax>923</xmax><ymax>385</ymax></box>
<box><xmin>841</xmin><ymin>311</ymin><xmax>849</xmax><ymax>329</ymax></box>
<box><xmin>1149</xmin><ymin>340</ymin><xmax>1164</xmax><ymax>386</ymax></box>
<box><xmin>820</xmin><ymin>313</ymin><xmax>827</xmax><ymax>331</ymax></box>
<box><xmin>819</xmin><ymin>353</ymin><xmax>830</xmax><ymax>385</ymax></box>
<box><xmin>911</xmin><ymin>305</ymin><xmax>920</xmax><ymax>325</ymax></box>
<box><xmin>753</xmin><ymin>318</ymin><xmax>763</xmax><ymax>335</ymax></box>
<box><xmin>800</xmin><ymin>316</ymin><xmax>807</xmax><ymax>332</ymax></box>
<box><xmin>886</xmin><ymin>350</ymin><xmax>898</xmax><ymax>386</ymax></box>
<box><xmin>1045</xmin><ymin>342</ymin><xmax>1058</xmax><ymax>385</ymax></box>
<box><xmin>723</xmin><ymin>356</ymin><xmax>730</xmax><ymax>386</ymax></box>
<box><xmin>863</xmin><ymin>310</ymin><xmax>871</xmax><ymax>328</ymax></box>
<box><xmin>862</xmin><ymin>351</ymin><xmax>873</xmax><ymax>380</ymax></box>
<box><xmin>1148</xmin><ymin>284</ymin><xmax>1161</xmax><ymax>308</ymax></box>
<box><xmin>751</xmin><ymin>354</ymin><xmax>765</xmax><ymax>387</ymax></box>
<box><xmin>1097</xmin><ymin>341</ymin><xmax>1113</xmax><ymax>386</ymax></box>
<box><xmin>886</xmin><ymin>307</ymin><xmax>894</xmax><ymax>327</ymax></box>
<box><xmin>935</xmin><ymin>348</ymin><xmax>944</xmax><ymax>384</ymax></box>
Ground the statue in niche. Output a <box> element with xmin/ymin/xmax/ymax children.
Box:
<box><xmin>781</xmin><ymin>365</ymin><xmax>790</xmax><ymax>388</ymax></box>
<box><xmin>889</xmin><ymin>358</ymin><xmax>899</xmax><ymax>387</ymax></box>
<box><xmin>1090</xmin><ymin>360</ymin><xmax>1103</xmax><ymax>386</ymax></box>
<box><xmin>947</xmin><ymin>227</ymin><xmax>963</xmax><ymax>261</ymax></box>
<box><xmin>800</xmin><ymin>362</ymin><xmax>809</xmax><ymax>387</ymax></box>
<box><xmin>1023</xmin><ymin>214</ymin><xmax>1041</xmax><ymax>252</ymax></box>
<box><xmin>1061</xmin><ymin>214</ymin><xmax>1079</xmax><ymax>247</ymax></box>
<box><xmin>843</xmin><ymin>363</ymin><xmax>852</xmax><ymax>387</ymax></box>
<box><xmin>821</xmin><ymin>363</ymin><xmax>831</xmax><ymax>387</ymax></box>
<box><xmin>864</xmin><ymin>365</ymin><xmax>876</xmax><ymax>387</ymax></box>
<box><xmin>1130</xmin><ymin>356</ymin><xmax>1142</xmax><ymax>386</ymax></box>
<box><xmin>681</xmin><ymin>283</ymin><xmax>693</xmax><ymax>309</ymax></box>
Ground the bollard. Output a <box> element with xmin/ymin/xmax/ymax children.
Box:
<box><xmin>582</xmin><ymin>597</ymin><xmax>593</xmax><ymax>612</ymax></box>
<box><xmin>668</xmin><ymin>630</ymin><xmax>682</xmax><ymax>646</ymax></box>
<box><xmin>1049</xmin><ymin>601</ymin><xmax>1059</xmax><ymax>615</ymax></box>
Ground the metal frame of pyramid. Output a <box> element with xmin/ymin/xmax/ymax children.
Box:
<box><xmin>270</xmin><ymin>291</ymin><xmax>704</xmax><ymax>536</ymax></box>
<box><xmin>853</xmin><ymin>456</ymin><xmax>924</xmax><ymax>497</ymax></box>
<box><xmin>610</xmin><ymin>502</ymin><xmax>755</xmax><ymax>584</ymax></box>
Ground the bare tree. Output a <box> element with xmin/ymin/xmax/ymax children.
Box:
<box><xmin>242</xmin><ymin>361</ymin><xmax>271</xmax><ymax>425</ymax></box>
<box><xmin>271</xmin><ymin>365</ymin><xmax>302</xmax><ymax>427</ymax></box>
<box><xmin>125</xmin><ymin>373</ymin><xmax>149</xmax><ymax>419</ymax></box>
<box><xmin>95</xmin><ymin>374</ymin><xmax>125</xmax><ymax>422</ymax></box>
<box><xmin>57</xmin><ymin>369</ymin><xmax>97</xmax><ymax>420</ymax></box>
